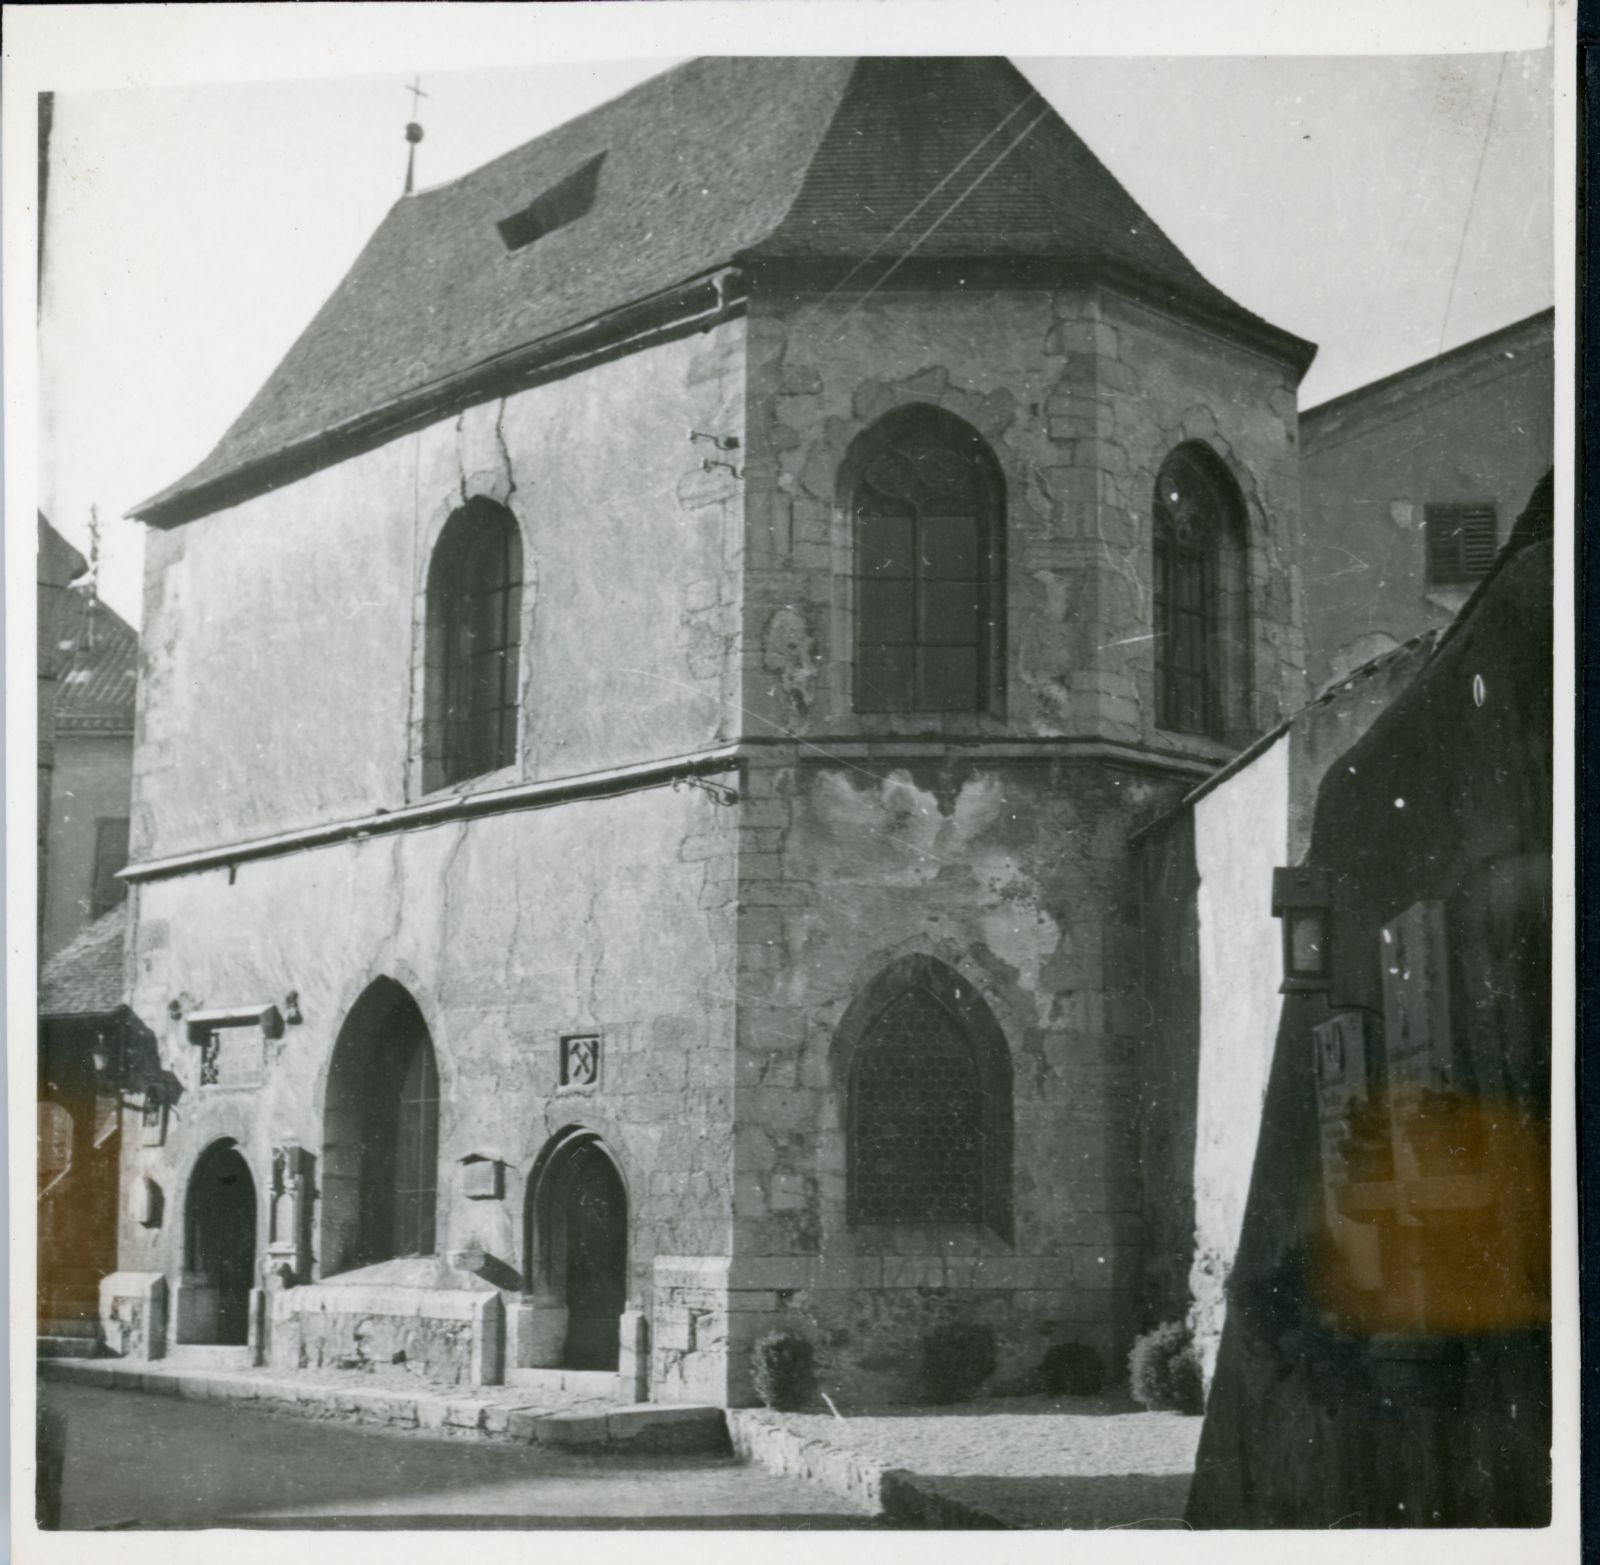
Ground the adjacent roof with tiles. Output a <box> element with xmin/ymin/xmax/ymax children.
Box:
<box><xmin>54</xmin><ymin>588</ymin><xmax>138</xmax><ymax>734</ymax></box>
<box><xmin>39</xmin><ymin>904</ymin><xmax>127</xmax><ymax>1019</ymax></box>
<box><xmin>134</xmin><ymin>56</ymin><xmax>1314</xmax><ymax>526</ymax></box>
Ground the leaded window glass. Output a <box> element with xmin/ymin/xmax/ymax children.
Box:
<box><xmin>852</xmin><ymin>410</ymin><xmax>1001</xmax><ymax>714</ymax></box>
<box><xmin>850</xmin><ymin>987</ymin><xmax>986</xmax><ymax>1224</ymax></box>
<box><xmin>429</xmin><ymin>499</ymin><xmax>523</xmax><ymax>787</ymax></box>
<box><xmin>392</xmin><ymin>1034</ymin><xmax>439</xmax><ymax>1258</ymax></box>
<box><xmin>1154</xmin><ymin>448</ymin><xmax>1235</xmax><ymax>736</ymax></box>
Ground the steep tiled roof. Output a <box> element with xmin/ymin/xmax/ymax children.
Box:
<box><xmin>37</xmin><ymin>515</ymin><xmax>87</xmax><ymax>589</ymax></box>
<box><xmin>134</xmin><ymin>56</ymin><xmax>1312</xmax><ymax>525</ymax></box>
<box><xmin>39</xmin><ymin>904</ymin><xmax>126</xmax><ymax>1018</ymax></box>
<box><xmin>54</xmin><ymin>589</ymin><xmax>138</xmax><ymax>733</ymax></box>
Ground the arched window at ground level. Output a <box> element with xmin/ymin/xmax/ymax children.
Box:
<box><xmin>835</xmin><ymin>955</ymin><xmax>1013</xmax><ymax>1239</ymax></box>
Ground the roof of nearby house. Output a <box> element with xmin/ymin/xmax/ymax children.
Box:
<box><xmin>1299</xmin><ymin>307</ymin><xmax>1554</xmax><ymax>437</ymax></box>
<box><xmin>133</xmin><ymin>56</ymin><xmax>1314</xmax><ymax>526</ymax></box>
<box><xmin>37</xmin><ymin>514</ymin><xmax>87</xmax><ymax>589</ymax></box>
<box><xmin>54</xmin><ymin>588</ymin><xmax>138</xmax><ymax>734</ymax></box>
<box><xmin>39</xmin><ymin>904</ymin><xmax>126</xmax><ymax>1019</ymax></box>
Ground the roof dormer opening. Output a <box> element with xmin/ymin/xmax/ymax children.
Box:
<box><xmin>497</xmin><ymin>152</ymin><xmax>606</xmax><ymax>252</ymax></box>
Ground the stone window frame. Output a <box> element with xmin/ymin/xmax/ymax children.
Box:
<box><xmin>832</xmin><ymin>953</ymin><xmax>1014</xmax><ymax>1242</ymax></box>
<box><xmin>839</xmin><ymin>404</ymin><xmax>1008</xmax><ymax>720</ymax></box>
<box><xmin>1151</xmin><ymin>441</ymin><xmax>1251</xmax><ymax>742</ymax></box>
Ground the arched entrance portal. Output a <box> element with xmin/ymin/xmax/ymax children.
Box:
<box><xmin>184</xmin><ymin>1140</ymin><xmax>257</xmax><ymax>1345</ymax></box>
<box><xmin>526</xmin><ymin>1129</ymin><xmax>628</xmax><ymax>1371</ymax></box>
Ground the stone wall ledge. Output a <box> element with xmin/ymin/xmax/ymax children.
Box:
<box><xmin>728</xmin><ymin>1409</ymin><xmax>1012</xmax><ymax>1527</ymax></box>
<box><xmin>287</xmin><ymin>1282</ymin><xmax>491</xmax><ymax>1321</ymax></box>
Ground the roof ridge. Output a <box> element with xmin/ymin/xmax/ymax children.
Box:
<box><xmin>133</xmin><ymin>56</ymin><xmax>1308</xmax><ymax>526</ymax></box>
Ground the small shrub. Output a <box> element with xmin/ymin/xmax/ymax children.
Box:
<box><xmin>1128</xmin><ymin>1320</ymin><xmax>1204</xmax><ymax>1414</ymax></box>
<box><xmin>919</xmin><ymin>1320</ymin><xmax>997</xmax><ymax>1404</ymax></box>
<box><xmin>1040</xmin><ymin>1341</ymin><xmax>1106</xmax><ymax>1397</ymax></box>
<box><xmin>751</xmin><ymin>1330</ymin><xmax>817</xmax><ymax>1411</ymax></box>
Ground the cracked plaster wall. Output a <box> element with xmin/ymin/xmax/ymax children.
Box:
<box><xmin>119</xmin><ymin>783</ymin><xmax>739</xmax><ymax>1339</ymax></box>
<box><xmin>711</xmin><ymin>750</ymin><xmax>1189</xmax><ymax>1403</ymax></box>
<box><xmin>738</xmin><ymin>285</ymin><xmax>1304</xmax><ymax>751</ymax></box>
<box><xmin>133</xmin><ymin>320</ymin><xmax>746</xmax><ymax>861</ymax></box>
<box><xmin>677</xmin><ymin>282</ymin><xmax>1307</xmax><ymax>1402</ymax></box>
<box><xmin>122</xmin><ymin>320</ymin><xmax>749</xmax><ymax>1384</ymax></box>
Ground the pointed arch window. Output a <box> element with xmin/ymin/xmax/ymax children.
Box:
<box><xmin>1153</xmin><ymin>445</ymin><xmax>1248</xmax><ymax>738</ymax></box>
<box><xmin>322</xmin><ymin>980</ymin><xmax>441</xmax><ymax>1273</ymax></box>
<box><xmin>849</xmin><ymin>407</ymin><xmax>1004</xmax><ymax>715</ymax></box>
<box><xmin>839</xmin><ymin>956</ymin><xmax>1012</xmax><ymax>1236</ymax></box>
<box><xmin>425</xmin><ymin>498</ymin><xmax>523</xmax><ymax>788</ymax></box>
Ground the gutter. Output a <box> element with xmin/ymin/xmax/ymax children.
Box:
<box><xmin>132</xmin><ymin>267</ymin><xmax>747</xmax><ymax>528</ymax></box>
<box><xmin>120</xmin><ymin>733</ymin><xmax>1223</xmax><ymax>885</ymax></box>
<box><xmin>120</xmin><ymin>746</ymin><xmax>744</xmax><ymax>883</ymax></box>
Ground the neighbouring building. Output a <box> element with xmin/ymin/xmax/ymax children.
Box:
<box><xmin>1134</xmin><ymin>626</ymin><xmax>1435</xmax><ymax>1379</ymax></box>
<box><xmin>37</xmin><ymin>517</ymin><xmax>87</xmax><ymax>943</ymax></box>
<box><xmin>1186</xmin><ymin>475</ymin><xmax>1553</xmax><ymax>1527</ymax></box>
<box><xmin>35</xmin><ymin>567</ymin><xmax>139</xmax><ymax>1362</ymax></box>
<box><xmin>38</xmin><ymin>907</ymin><xmax>131</xmax><ymax>1360</ymax></box>
<box><xmin>41</xmin><ymin>589</ymin><xmax>138</xmax><ymax>964</ymax></box>
<box><xmin>1297</xmin><ymin>309</ymin><xmax>1553</xmax><ymax>695</ymax></box>
<box><xmin>106</xmin><ymin>56</ymin><xmax>1317</xmax><ymax>1404</ymax></box>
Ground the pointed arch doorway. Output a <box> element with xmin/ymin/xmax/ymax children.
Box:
<box><xmin>526</xmin><ymin>1129</ymin><xmax>628</xmax><ymax>1371</ymax></box>
<box><xmin>184</xmin><ymin>1139</ymin><xmax>257</xmax><ymax>1345</ymax></box>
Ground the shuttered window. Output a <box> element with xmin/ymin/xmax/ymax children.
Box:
<box><xmin>1425</xmin><ymin>505</ymin><xmax>1498</xmax><ymax>586</ymax></box>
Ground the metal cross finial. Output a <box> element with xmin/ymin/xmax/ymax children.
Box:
<box><xmin>403</xmin><ymin>77</ymin><xmax>428</xmax><ymax>194</ymax></box>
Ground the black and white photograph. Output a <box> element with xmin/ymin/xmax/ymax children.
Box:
<box><xmin>9</xmin><ymin>0</ymin><xmax>1576</xmax><ymax>1551</ymax></box>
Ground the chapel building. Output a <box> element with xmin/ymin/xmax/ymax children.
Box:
<box><xmin>111</xmin><ymin>56</ymin><xmax>1314</xmax><ymax>1404</ymax></box>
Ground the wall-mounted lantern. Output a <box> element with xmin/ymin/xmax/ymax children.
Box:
<box><xmin>1272</xmin><ymin>866</ymin><xmax>1333</xmax><ymax>993</ymax></box>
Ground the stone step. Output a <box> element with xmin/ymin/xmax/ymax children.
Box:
<box><xmin>163</xmin><ymin>1345</ymin><xmax>252</xmax><ymax>1371</ymax></box>
<box><xmin>37</xmin><ymin>1336</ymin><xmax>101</xmax><ymax>1360</ymax></box>
<box><xmin>504</xmin><ymin>1366</ymin><xmax>625</xmax><ymax>1399</ymax></box>
<box><xmin>509</xmin><ymin>1403</ymin><xmax>729</xmax><ymax>1455</ymax></box>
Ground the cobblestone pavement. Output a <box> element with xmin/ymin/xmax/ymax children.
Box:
<box><xmin>734</xmin><ymin>1391</ymin><xmax>1202</xmax><ymax>1528</ymax></box>
<box><xmin>38</xmin><ymin>1382</ymin><xmax>883</xmax><ymax>1530</ymax></box>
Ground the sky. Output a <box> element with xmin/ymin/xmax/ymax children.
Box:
<box><xmin>38</xmin><ymin>48</ymin><xmax>1554</xmax><ymax>626</ymax></box>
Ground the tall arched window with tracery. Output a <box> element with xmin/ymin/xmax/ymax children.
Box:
<box><xmin>839</xmin><ymin>956</ymin><xmax>1012</xmax><ymax>1236</ymax></box>
<box><xmin>1152</xmin><ymin>444</ymin><xmax>1248</xmax><ymax>738</ymax></box>
<box><xmin>425</xmin><ymin>498</ymin><xmax>523</xmax><ymax>789</ymax></box>
<box><xmin>847</xmin><ymin>407</ymin><xmax>1004</xmax><ymax>716</ymax></box>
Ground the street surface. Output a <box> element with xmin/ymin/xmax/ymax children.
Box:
<box><xmin>39</xmin><ymin>1381</ymin><xmax>884</xmax><ymax>1530</ymax></box>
